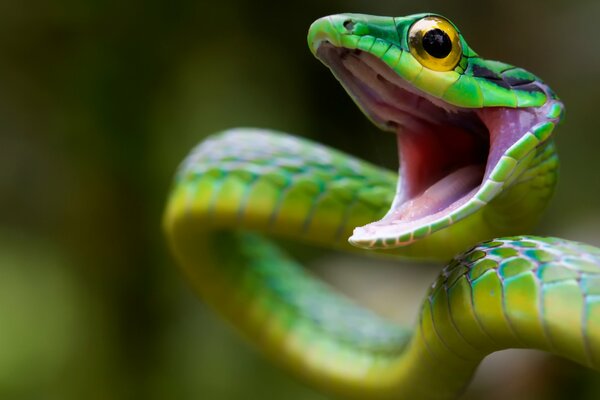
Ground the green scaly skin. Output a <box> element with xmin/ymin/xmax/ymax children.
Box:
<box><xmin>163</xmin><ymin>13</ymin><xmax>600</xmax><ymax>399</ymax></box>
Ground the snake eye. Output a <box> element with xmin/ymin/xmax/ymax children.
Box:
<box><xmin>409</xmin><ymin>16</ymin><xmax>462</xmax><ymax>71</ymax></box>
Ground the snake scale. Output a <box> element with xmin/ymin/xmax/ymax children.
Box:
<box><xmin>163</xmin><ymin>13</ymin><xmax>600</xmax><ymax>399</ymax></box>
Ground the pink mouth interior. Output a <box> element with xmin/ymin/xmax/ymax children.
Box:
<box><xmin>317</xmin><ymin>44</ymin><xmax>495</xmax><ymax>228</ymax></box>
<box><xmin>314</xmin><ymin>39</ymin><xmax>554</xmax><ymax>242</ymax></box>
<box><xmin>393</xmin><ymin>115</ymin><xmax>486</xmax><ymax>222</ymax></box>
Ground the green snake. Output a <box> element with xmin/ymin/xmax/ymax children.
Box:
<box><xmin>163</xmin><ymin>13</ymin><xmax>600</xmax><ymax>399</ymax></box>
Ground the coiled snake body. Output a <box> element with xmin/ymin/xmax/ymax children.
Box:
<box><xmin>164</xmin><ymin>13</ymin><xmax>600</xmax><ymax>399</ymax></box>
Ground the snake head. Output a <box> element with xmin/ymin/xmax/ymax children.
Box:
<box><xmin>308</xmin><ymin>13</ymin><xmax>564</xmax><ymax>256</ymax></box>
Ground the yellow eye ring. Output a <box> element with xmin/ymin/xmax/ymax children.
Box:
<box><xmin>409</xmin><ymin>16</ymin><xmax>462</xmax><ymax>72</ymax></box>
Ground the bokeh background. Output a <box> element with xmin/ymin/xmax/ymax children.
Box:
<box><xmin>2</xmin><ymin>0</ymin><xmax>600</xmax><ymax>399</ymax></box>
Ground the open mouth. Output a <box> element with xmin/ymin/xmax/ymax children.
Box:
<box><xmin>315</xmin><ymin>43</ymin><xmax>546</xmax><ymax>247</ymax></box>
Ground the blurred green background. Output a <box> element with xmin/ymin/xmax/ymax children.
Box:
<box><xmin>2</xmin><ymin>0</ymin><xmax>600</xmax><ymax>399</ymax></box>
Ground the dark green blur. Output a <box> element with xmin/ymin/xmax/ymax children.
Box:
<box><xmin>1</xmin><ymin>0</ymin><xmax>600</xmax><ymax>399</ymax></box>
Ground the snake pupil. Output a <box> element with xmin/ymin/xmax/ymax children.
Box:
<box><xmin>422</xmin><ymin>29</ymin><xmax>452</xmax><ymax>58</ymax></box>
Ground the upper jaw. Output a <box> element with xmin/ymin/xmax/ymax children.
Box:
<box><xmin>316</xmin><ymin>44</ymin><xmax>476</xmax><ymax>131</ymax></box>
<box><xmin>315</xmin><ymin>42</ymin><xmax>556</xmax><ymax>249</ymax></box>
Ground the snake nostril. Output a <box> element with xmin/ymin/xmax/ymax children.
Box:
<box><xmin>343</xmin><ymin>20</ymin><xmax>355</xmax><ymax>31</ymax></box>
